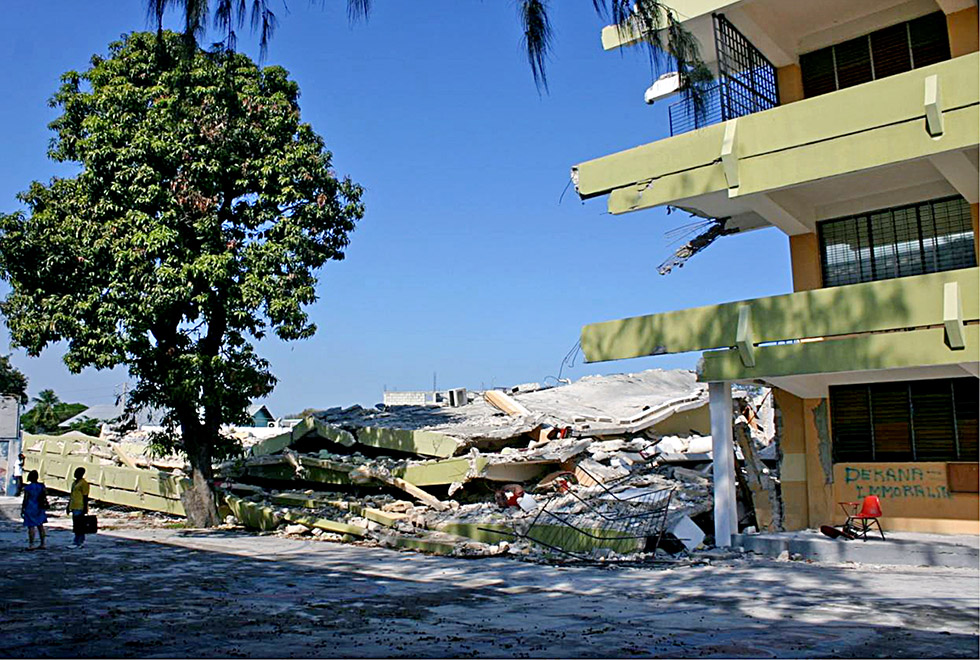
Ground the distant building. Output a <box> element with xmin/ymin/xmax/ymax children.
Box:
<box><xmin>383</xmin><ymin>388</ymin><xmax>468</xmax><ymax>408</ymax></box>
<box><xmin>61</xmin><ymin>401</ymin><xmax>276</xmax><ymax>429</ymax></box>
<box><xmin>248</xmin><ymin>404</ymin><xmax>276</xmax><ymax>427</ymax></box>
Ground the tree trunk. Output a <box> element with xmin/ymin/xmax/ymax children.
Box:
<box><xmin>181</xmin><ymin>435</ymin><xmax>221</xmax><ymax>528</ymax></box>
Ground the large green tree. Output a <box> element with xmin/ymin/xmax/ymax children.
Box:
<box><xmin>148</xmin><ymin>0</ymin><xmax>711</xmax><ymax>93</ymax></box>
<box><xmin>0</xmin><ymin>32</ymin><xmax>363</xmax><ymax>526</ymax></box>
<box><xmin>0</xmin><ymin>354</ymin><xmax>28</xmax><ymax>404</ymax></box>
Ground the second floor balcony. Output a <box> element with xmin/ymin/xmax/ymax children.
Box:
<box><xmin>580</xmin><ymin>267</ymin><xmax>979</xmax><ymax>395</ymax></box>
<box><xmin>572</xmin><ymin>52</ymin><xmax>979</xmax><ymax>237</ymax></box>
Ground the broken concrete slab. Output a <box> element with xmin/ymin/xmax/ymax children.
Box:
<box><xmin>484</xmin><ymin>390</ymin><xmax>532</xmax><ymax>417</ymax></box>
<box><xmin>360</xmin><ymin>507</ymin><xmax>408</xmax><ymax>528</ymax></box>
<box><xmin>355</xmin><ymin>426</ymin><xmax>461</xmax><ymax>458</ymax></box>
<box><xmin>280</xmin><ymin>510</ymin><xmax>369</xmax><ymax>537</ymax></box>
<box><xmin>226</xmin><ymin>495</ymin><xmax>281</xmax><ymax>531</ymax></box>
<box><xmin>669</xmin><ymin>515</ymin><xmax>706</xmax><ymax>551</ymax></box>
<box><xmin>515</xmin><ymin>369</ymin><xmax>709</xmax><ymax>436</ymax></box>
<box><xmin>393</xmin><ymin>456</ymin><xmax>483</xmax><ymax>486</ymax></box>
<box><xmin>378</xmin><ymin>530</ymin><xmax>472</xmax><ymax>556</ymax></box>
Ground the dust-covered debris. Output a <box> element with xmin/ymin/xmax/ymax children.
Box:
<box><xmin>24</xmin><ymin>369</ymin><xmax>783</xmax><ymax>563</ymax></box>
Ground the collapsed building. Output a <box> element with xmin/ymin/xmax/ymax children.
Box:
<box><xmin>22</xmin><ymin>369</ymin><xmax>780</xmax><ymax>561</ymax></box>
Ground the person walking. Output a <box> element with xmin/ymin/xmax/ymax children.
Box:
<box><xmin>21</xmin><ymin>470</ymin><xmax>48</xmax><ymax>550</ymax></box>
<box><xmin>13</xmin><ymin>453</ymin><xmax>24</xmax><ymax>495</ymax></box>
<box><xmin>68</xmin><ymin>466</ymin><xmax>90</xmax><ymax>548</ymax></box>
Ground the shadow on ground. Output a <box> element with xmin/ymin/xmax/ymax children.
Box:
<box><xmin>1</xmin><ymin>511</ymin><xmax>977</xmax><ymax>658</ymax></box>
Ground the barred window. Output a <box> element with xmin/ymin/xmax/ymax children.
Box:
<box><xmin>831</xmin><ymin>378</ymin><xmax>979</xmax><ymax>463</ymax></box>
<box><xmin>800</xmin><ymin>11</ymin><xmax>950</xmax><ymax>98</ymax></box>
<box><xmin>818</xmin><ymin>197</ymin><xmax>976</xmax><ymax>287</ymax></box>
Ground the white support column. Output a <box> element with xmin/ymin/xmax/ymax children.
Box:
<box><xmin>709</xmin><ymin>381</ymin><xmax>737</xmax><ymax>547</ymax></box>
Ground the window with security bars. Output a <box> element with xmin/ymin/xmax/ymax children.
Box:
<box><xmin>831</xmin><ymin>378</ymin><xmax>979</xmax><ymax>463</ymax></box>
<box><xmin>800</xmin><ymin>11</ymin><xmax>950</xmax><ymax>98</ymax></box>
<box><xmin>668</xmin><ymin>14</ymin><xmax>778</xmax><ymax>136</ymax></box>
<box><xmin>818</xmin><ymin>196</ymin><xmax>976</xmax><ymax>288</ymax></box>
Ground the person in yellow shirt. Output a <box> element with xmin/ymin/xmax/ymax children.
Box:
<box><xmin>68</xmin><ymin>467</ymin><xmax>90</xmax><ymax>548</ymax></box>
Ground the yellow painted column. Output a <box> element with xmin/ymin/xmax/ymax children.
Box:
<box><xmin>804</xmin><ymin>397</ymin><xmax>835</xmax><ymax>527</ymax></box>
<box><xmin>774</xmin><ymin>388</ymin><xmax>809</xmax><ymax>529</ymax></box>
<box><xmin>947</xmin><ymin>6</ymin><xmax>979</xmax><ymax>58</ymax></box>
<box><xmin>789</xmin><ymin>233</ymin><xmax>823</xmax><ymax>291</ymax></box>
<box><xmin>776</xmin><ymin>64</ymin><xmax>804</xmax><ymax>104</ymax></box>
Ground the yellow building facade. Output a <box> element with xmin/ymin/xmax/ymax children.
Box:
<box><xmin>575</xmin><ymin>0</ymin><xmax>979</xmax><ymax>541</ymax></box>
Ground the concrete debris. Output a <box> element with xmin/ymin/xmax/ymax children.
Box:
<box><xmin>484</xmin><ymin>390</ymin><xmax>532</xmax><ymax>417</ymax></box>
<box><xmin>669</xmin><ymin>514</ymin><xmax>706</xmax><ymax>552</ymax></box>
<box><xmin>28</xmin><ymin>369</ymin><xmax>783</xmax><ymax>563</ymax></box>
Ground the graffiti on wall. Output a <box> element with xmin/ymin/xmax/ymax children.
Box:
<box><xmin>0</xmin><ymin>440</ymin><xmax>8</xmax><ymax>493</ymax></box>
<box><xmin>843</xmin><ymin>466</ymin><xmax>953</xmax><ymax>499</ymax></box>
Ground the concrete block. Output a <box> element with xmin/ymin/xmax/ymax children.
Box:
<box><xmin>670</xmin><ymin>515</ymin><xmax>706</xmax><ymax>551</ymax></box>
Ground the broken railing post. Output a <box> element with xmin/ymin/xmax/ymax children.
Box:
<box><xmin>709</xmin><ymin>381</ymin><xmax>737</xmax><ymax>547</ymax></box>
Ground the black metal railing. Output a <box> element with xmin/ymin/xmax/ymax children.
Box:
<box><xmin>668</xmin><ymin>84</ymin><xmax>723</xmax><ymax>135</ymax></box>
<box><xmin>668</xmin><ymin>13</ymin><xmax>778</xmax><ymax>136</ymax></box>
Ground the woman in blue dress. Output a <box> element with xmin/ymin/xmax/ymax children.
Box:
<box><xmin>21</xmin><ymin>470</ymin><xmax>48</xmax><ymax>550</ymax></box>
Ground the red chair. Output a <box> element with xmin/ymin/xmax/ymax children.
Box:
<box><xmin>839</xmin><ymin>496</ymin><xmax>885</xmax><ymax>541</ymax></box>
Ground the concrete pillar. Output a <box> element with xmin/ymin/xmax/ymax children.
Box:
<box><xmin>789</xmin><ymin>233</ymin><xmax>823</xmax><ymax>292</ymax></box>
<box><xmin>709</xmin><ymin>381</ymin><xmax>738</xmax><ymax>547</ymax></box>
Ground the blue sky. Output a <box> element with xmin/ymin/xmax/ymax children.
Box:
<box><xmin>0</xmin><ymin>1</ymin><xmax>793</xmax><ymax>415</ymax></box>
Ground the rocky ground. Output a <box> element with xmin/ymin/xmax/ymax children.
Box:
<box><xmin>1</xmin><ymin>498</ymin><xmax>977</xmax><ymax>658</ymax></box>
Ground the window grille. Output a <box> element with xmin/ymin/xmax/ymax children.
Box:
<box><xmin>831</xmin><ymin>378</ymin><xmax>979</xmax><ymax>463</ymax></box>
<box><xmin>800</xmin><ymin>11</ymin><xmax>950</xmax><ymax>98</ymax></box>
<box><xmin>667</xmin><ymin>14</ymin><xmax>778</xmax><ymax>136</ymax></box>
<box><xmin>713</xmin><ymin>14</ymin><xmax>779</xmax><ymax>120</ymax></box>
<box><xmin>818</xmin><ymin>196</ymin><xmax>976</xmax><ymax>288</ymax></box>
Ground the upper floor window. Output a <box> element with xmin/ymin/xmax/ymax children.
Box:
<box><xmin>800</xmin><ymin>11</ymin><xmax>951</xmax><ymax>98</ymax></box>
<box><xmin>818</xmin><ymin>196</ymin><xmax>976</xmax><ymax>288</ymax></box>
<box><xmin>831</xmin><ymin>377</ymin><xmax>978</xmax><ymax>463</ymax></box>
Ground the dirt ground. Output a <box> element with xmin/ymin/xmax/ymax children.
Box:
<box><xmin>1</xmin><ymin>500</ymin><xmax>977</xmax><ymax>658</ymax></box>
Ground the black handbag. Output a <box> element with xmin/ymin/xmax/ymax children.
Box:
<box><xmin>73</xmin><ymin>514</ymin><xmax>98</xmax><ymax>535</ymax></box>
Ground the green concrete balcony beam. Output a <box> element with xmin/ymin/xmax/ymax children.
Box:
<box><xmin>581</xmin><ymin>268</ymin><xmax>979</xmax><ymax>362</ymax></box>
<box><xmin>572</xmin><ymin>53</ymin><xmax>980</xmax><ymax>217</ymax></box>
<box><xmin>599</xmin><ymin>1</ymin><xmax>739</xmax><ymax>51</ymax></box>
<box><xmin>699</xmin><ymin>325</ymin><xmax>979</xmax><ymax>382</ymax></box>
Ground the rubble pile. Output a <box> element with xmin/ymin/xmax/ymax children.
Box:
<box><xmin>44</xmin><ymin>369</ymin><xmax>781</xmax><ymax>562</ymax></box>
<box><xmin>208</xmin><ymin>369</ymin><xmax>781</xmax><ymax>561</ymax></box>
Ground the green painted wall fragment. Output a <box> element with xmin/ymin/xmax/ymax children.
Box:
<box><xmin>225</xmin><ymin>495</ymin><xmax>281</xmax><ymax>531</ymax></box>
<box><xmin>393</xmin><ymin>456</ymin><xmax>486</xmax><ymax>486</ymax></box>
<box><xmin>249</xmin><ymin>431</ymin><xmax>294</xmax><ymax>457</ymax></box>
<box><xmin>281</xmin><ymin>510</ymin><xmax>368</xmax><ymax>536</ymax></box>
<box><xmin>355</xmin><ymin>426</ymin><xmax>461</xmax><ymax>458</ymax></box>
<box><xmin>314</xmin><ymin>420</ymin><xmax>356</xmax><ymax>447</ymax></box>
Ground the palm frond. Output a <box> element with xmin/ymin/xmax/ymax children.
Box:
<box><xmin>346</xmin><ymin>0</ymin><xmax>371</xmax><ymax>22</ymax></box>
<box><xmin>520</xmin><ymin>0</ymin><xmax>553</xmax><ymax>92</ymax></box>
<box><xmin>213</xmin><ymin>0</ymin><xmax>246</xmax><ymax>50</ymax></box>
<box><xmin>183</xmin><ymin>0</ymin><xmax>209</xmax><ymax>44</ymax></box>
<box><xmin>147</xmin><ymin>0</ymin><xmax>174</xmax><ymax>32</ymax></box>
<box><xmin>248</xmin><ymin>0</ymin><xmax>278</xmax><ymax>59</ymax></box>
<box><xmin>600</xmin><ymin>1</ymin><xmax>714</xmax><ymax>116</ymax></box>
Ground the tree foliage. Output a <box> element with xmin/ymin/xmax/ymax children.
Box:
<box><xmin>20</xmin><ymin>389</ymin><xmax>93</xmax><ymax>435</ymax></box>
<box><xmin>0</xmin><ymin>354</ymin><xmax>28</xmax><ymax>404</ymax></box>
<box><xmin>0</xmin><ymin>31</ymin><xmax>363</xmax><ymax>525</ymax></box>
<box><xmin>148</xmin><ymin>1</ymin><xmax>712</xmax><ymax>95</ymax></box>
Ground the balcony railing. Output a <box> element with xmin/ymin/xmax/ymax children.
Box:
<box><xmin>667</xmin><ymin>14</ymin><xmax>779</xmax><ymax>136</ymax></box>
